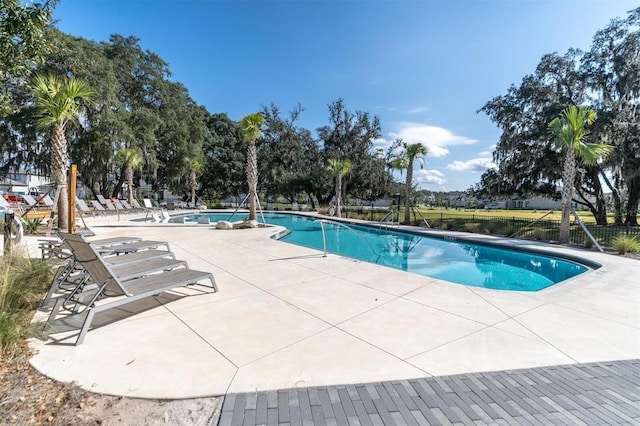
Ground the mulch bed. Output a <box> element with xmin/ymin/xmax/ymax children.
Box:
<box><xmin>0</xmin><ymin>347</ymin><xmax>101</xmax><ymax>425</ymax></box>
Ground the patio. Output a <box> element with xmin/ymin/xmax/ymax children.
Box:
<box><xmin>27</xmin><ymin>213</ymin><xmax>640</xmax><ymax>399</ymax></box>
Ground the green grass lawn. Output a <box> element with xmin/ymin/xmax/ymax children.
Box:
<box><xmin>414</xmin><ymin>208</ymin><xmax>595</xmax><ymax>222</ymax></box>
<box><xmin>340</xmin><ymin>206</ymin><xmax>639</xmax><ymax>227</ymax></box>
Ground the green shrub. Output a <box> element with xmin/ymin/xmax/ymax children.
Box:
<box><xmin>612</xmin><ymin>235</ymin><xmax>640</xmax><ymax>254</ymax></box>
<box><xmin>450</xmin><ymin>219</ymin><xmax>466</xmax><ymax>231</ymax></box>
<box><xmin>531</xmin><ymin>229</ymin><xmax>547</xmax><ymax>241</ymax></box>
<box><xmin>0</xmin><ymin>252</ymin><xmax>53</xmax><ymax>354</ymax></box>
<box><xmin>463</xmin><ymin>223</ymin><xmax>479</xmax><ymax>233</ymax></box>
<box><xmin>483</xmin><ymin>223</ymin><xmax>498</xmax><ymax>235</ymax></box>
<box><xmin>584</xmin><ymin>237</ymin><xmax>594</xmax><ymax>249</ymax></box>
<box><xmin>21</xmin><ymin>217</ymin><xmax>43</xmax><ymax>234</ymax></box>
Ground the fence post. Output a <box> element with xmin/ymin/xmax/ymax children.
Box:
<box><xmin>4</xmin><ymin>211</ymin><xmax>14</xmax><ymax>255</ymax></box>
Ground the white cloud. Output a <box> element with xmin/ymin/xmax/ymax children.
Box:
<box><xmin>447</xmin><ymin>158</ymin><xmax>496</xmax><ymax>172</ymax></box>
<box><xmin>407</xmin><ymin>106</ymin><xmax>428</xmax><ymax>114</ymax></box>
<box><xmin>387</xmin><ymin>123</ymin><xmax>478</xmax><ymax>158</ymax></box>
<box><xmin>372</xmin><ymin>137</ymin><xmax>393</xmax><ymax>153</ymax></box>
<box><xmin>414</xmin><ymin>169</ymin><xmax>446</xmax><ymax>185</ymax></box>
<box><xmin>477</xmin><ymin>144</ymin><xmax>496</xmax><ymax>157</ymax></box>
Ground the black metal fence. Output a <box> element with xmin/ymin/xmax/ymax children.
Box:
<box><xmin>418</xmin><ymin>213</ymin><xmax>640</xmax><ymax>250</ymax></box>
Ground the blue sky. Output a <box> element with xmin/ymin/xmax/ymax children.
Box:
<box><xmin>53</xmin><ymin>0</ymin><xmax>637</xmax><ymax>191</ymax></box>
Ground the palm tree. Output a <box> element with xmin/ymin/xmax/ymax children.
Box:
<box><xmin>327</xmin><ymin>158</ymin><xmax>351</xmax><ymax>218</ymax></box>
<box><xmin>240</xmin><ymin>113</ymin><xmax>264</xmax><ymax>221</ymax></box>
<box><xmin>548</xmin><ymin>105</ymin><xmax>614</xmax><ymax>244</ymax></box>
<box><xmin>393</xmin><ymin>142</ymin><xmax>428</xmax><ymax>225</ymax></box>
<box><xmin>31</xmin><ymin>74</ymin><xmax>93</xmax><ymax>231</ymax></box>
<box><xmin>115</xmin><ymin>148</ymin><xmax>143</xmax><ymax>205</ymax></box>
<box><xmin>184</xmin><ymin>157</ymin><xmax>203</xmax><ymax>207</ymax></box>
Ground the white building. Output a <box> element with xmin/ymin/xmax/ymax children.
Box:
<box><xmin>0</xmin><ymin>170</ymin><xmax>52</xmax><ymax>196</ymax></box>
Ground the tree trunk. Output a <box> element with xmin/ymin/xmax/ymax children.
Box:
<box><xmin>612</xmin><ymin>182</ymin><xmax>624</xmax><ymax>225</ymax></box>
<box><xmin>190</xmin><ymin>171</ymin><xmax>197</xmax><ymax>206</ymax></box>
<box><xmin>112</xmin><ymin>164</ymin><xmax>127</xmax><ymax>198</ymax></box>
<box><xmin>404</xmin><ymin>163</ymin><xmax>413</xmax><ymax>225</ymax></box>
<box><xmin>612</xmin><ymin>172</ymin><xmax>624</xmax><ymax>225</ymax></box>
<box><xmin>587</xmin><ymin>167</ymin><xmax>608</xmax><ymax>225</ymax></box>
<box><xmin>559</xmin><ymin>147</ymin><xmax>576</xmax><ymax>244</ymax></box>
<box><xmin>50</xmin><ymin>124</ymin><xmax>69</xmax><ymax>231</ymax></box>
<box><xmin>335</xmin><ymin>176</ymin><xmax>342</xmax><ymax>218</ymax></box>
<box><xmin>126</xmin><ymin>166</ymin><xmax>134</xmax><ymax>204</ymax></box>
<box><xmin>599</xmin><ymin>169</ymin><xmax>624</xmax><ymax>225</ymax></box>
<box><xmin>307</xmin><ymin>193</ymin><xmax>316</xmax><ymax>210</ymax></box>
<box><xmin>625</xmin><ymin>175</ymin><xmax>640</xmax><ymax>225</ymax></box>
<box><xmin>247</xmin><ymin>140</ymin><xmax>257</xmax><ymax>221</ymax></box>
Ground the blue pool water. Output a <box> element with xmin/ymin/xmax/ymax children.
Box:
<box><xmin>175</xmin><ymin>212</ymin><xmax>590</xmax><ymax>291</ymax></box>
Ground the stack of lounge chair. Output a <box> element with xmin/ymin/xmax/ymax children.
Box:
<box><xmin>41</xmin><ymin>232</ymin><xmax>217</xmax><ymax>345</ymax></box>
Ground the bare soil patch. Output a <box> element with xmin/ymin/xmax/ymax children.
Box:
<box><xmin>1</xmin><ymin>347</ymin><xmax>222</xmax><ymax>425</ymax></box>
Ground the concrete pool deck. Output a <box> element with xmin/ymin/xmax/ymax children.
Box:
<box><xmin>25</xmin><ymin>213</ymin><xmax>640</xmax><ymax>399</ymax></box>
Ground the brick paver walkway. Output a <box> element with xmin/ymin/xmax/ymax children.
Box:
<box><xmin>219</xmin><ymin>360</ymin><xmax>640</xmax><ymax>425</ymax></box>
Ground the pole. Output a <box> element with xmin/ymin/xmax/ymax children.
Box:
<box><xmin>68</xmin><ymin>164</ymin><xmax>77</xmax><ymax>233</ymax></box>
<box><xmin>4</xmin><ymin>212</ymin><xmax>14</xmax><ymax>255</ymax></box>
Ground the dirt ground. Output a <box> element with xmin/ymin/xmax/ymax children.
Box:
<box><xmin>0</xmin><ymin>348</ymin><xmax>222</xmax><ymax>425</ymax></box>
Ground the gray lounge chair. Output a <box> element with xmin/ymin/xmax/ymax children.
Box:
<box><xmin>120</xmin><ymin>200</ymin><xmax>137</xmax><ymax>213</ymax></box>
<box><xmin>96</xmin><ymin>194</ymin><xmax>109</xmax><ymax>206</ymax></box>
<box><xmin>90</xmin><ymin>200</ymin><xmax>111</xmax><ymax>215</ymax></box>
<box><xmin>102</xmin><ymin>199</ymin><xmax>118</xmax><ymax>213</ymax></box>
<box><xmin>43</xmin><ymin>253</ymin><xmax>187</xmax><ymax>309</ymax></box>
<box><xmin>42</xmin><ymin>235</ymin><xmax>163</xmax><ymax>307</ymax></box>
<box><xmin>76</xmin><ymin>198</ymin><xmax>102</xmax><ymax>216</ymax></box>
<box><xmin>131</xmin><ymin>199</ymin><xmax>146</xmax><ymax>213</ymax></box>
<box><xmin>21</xmin><ymin>194</ymin><xmax>39</xmax><ymax>208</ymax></box>
<box><xmin>94</xmin><ymin>239</ymin><xmax>171</xmax><ymax>255</ymax></box>
<box><xmin>41</xmin><ymin>194</ymin><xmax>55</xmax><ymax>208</ymax></box>
<box><xmin>46</xmin><ymin>232</ymin><xmax>216</xmax><ymax>345</ymax></box>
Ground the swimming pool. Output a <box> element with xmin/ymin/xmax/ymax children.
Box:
<box><xmin>174</xmin><ymin>211</ymin><xmax>593</xmax><ymax>291</ymax></box>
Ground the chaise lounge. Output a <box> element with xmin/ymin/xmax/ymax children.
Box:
<box><xmin>46</xmin><ymin>232</ymin><xmax>217</xmax><ymax>345</ymax></box>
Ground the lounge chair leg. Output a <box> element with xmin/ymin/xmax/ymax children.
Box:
<box><xmin>210</xmin><ymin>276</ymin><xmax>218</xmax><ymax>292</ymax></box>
<box><xmin>46</xmin><ymin>297</ymin><xmax>64</xmax><ymax>328</ymax></box>
<box><xmin>76</xmin><ymin>309</ymin><xmax>95</xmax><ymax>346</ymax></box>
<box><xmin>41</xmin><ymin>263</ymin><xmax>77</xmax><ymax>308</ymax></box>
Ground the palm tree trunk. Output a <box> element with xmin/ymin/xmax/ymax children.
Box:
<box><xmin>190</xmin><ymin>171</ymin><xmax>197</xmax><ymax>206</ymax></box>
<box><xmin>126</xmin><ymin>166</ymin><xmax>134</xmax><ymax>204</ymax></box>
<box><xmin>404</xmin><ymin>164</ymin><xmax>413</xmax><ymax>225</ymax></box>
<box><xmin>559</xmin><ymin>147</ymin><xmax>576</xmax><ymax>244</ymax></box>
<box><xmin>335</xmin><ymin>176</ymin><xmax>342</xmax><ymax>218</ymax></box>
<box><xmin>51</xmin><ymin>124</ymin><xmax>69</xmax><ymax>230</ymax></box>
<box><xmin>247</xmin><ymin>140</ymin><xmax>257</xmax><ymax>221</ymax></box>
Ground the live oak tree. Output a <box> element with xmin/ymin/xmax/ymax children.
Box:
<box><xmin>200</xmin><ymin>113</ymin><xmax>246</xmax><ymax>201</ymax></box>
<box><xmin>582</xmin><ymin>8</ymin><xmax>640</xmax><ymax>225</ymax></box>
<box><xmin>317</xmin><ymin>99</ymin><xmax>382</xmax><ymax>205</ymax></box>
<box><xmin>0</xmin><ymin>0</ymin><xmax>55</xmax><ymax>114</ymax></box>
<box><xmin>479</xmin><ymin>8</ymin><xmax>639</xmax><ymax>226</ymax></box>
<box><xmin>259</xmin><ymin>104</ymin><xmax>313</xmax><ymax>204</ymax></box>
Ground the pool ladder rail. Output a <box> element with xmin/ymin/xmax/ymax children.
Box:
<box><xmin>315</xmin><ymin>219</ymin><xmax>381</xmax><ymax>262</ymax></box>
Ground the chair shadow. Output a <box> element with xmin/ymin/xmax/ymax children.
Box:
<box><xmin>35</xmin><ymin>289</ymin><xmax>209</xmax><ymax>346</ymax></box>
